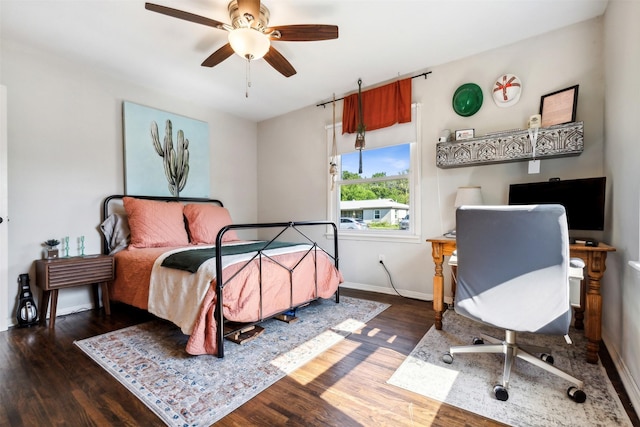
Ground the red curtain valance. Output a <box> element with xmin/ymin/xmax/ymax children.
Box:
<box><xmin>342</xmin><ymin>78</ymin><xmax>412</xmax><ymax>134</ymax></box>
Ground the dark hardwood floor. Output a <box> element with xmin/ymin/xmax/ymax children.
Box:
<box><xmin>0</xmin><ymin>289</ymin><xmax>637</xmax><ymax>426</ymax></box>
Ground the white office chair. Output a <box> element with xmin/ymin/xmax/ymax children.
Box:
<box><xmin>442</xmin><ymin>204</ymin><xmax>586</xmax><ymax>403</ymax></box>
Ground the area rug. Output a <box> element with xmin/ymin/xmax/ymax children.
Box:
<box><xmin>388</xmin><ymin>310</ymin><xmax>633</xmax><ymax>426</ymax></box>
<box><xmin>75</xmin><ymin>296</ymin><xmax>388</xmax><ymax>426</ymax></box>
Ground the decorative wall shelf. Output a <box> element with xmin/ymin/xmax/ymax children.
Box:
<box><xmin>436</xmin><ymin>121</ymin><xmax>583</xmax><ymax>168</ymax></box>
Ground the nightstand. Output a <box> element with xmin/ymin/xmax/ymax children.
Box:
<box><xmin>35</xmin><ymin>255</ymin><xmax>114</xmax><ymax>328</ymax></box>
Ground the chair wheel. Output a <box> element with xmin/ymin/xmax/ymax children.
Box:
<box><xmin>493</xmin><ymin>384</ymin><xmax>509</xmax><ymax>401</ymax></box>
<box><xmin>541</xmin><ymin>353</ymin><xmax>554</xmax><ymax>364</ymax></box>
<box><xmin>472</xmin><ymin>337</ymin><xmax>484</xmax><ymax>345</ymax></box>
<box><xmin>567</xmin><ymin>386</ymin><xmax>587</xmax><ymax>403</ymax></box>
<box><xmin>442</xmin><ymin>352</ymin><xmax>453</xmax><ymax>364</ymax></box>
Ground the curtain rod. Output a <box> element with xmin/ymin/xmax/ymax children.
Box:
<box><xmin>315</xmin><ymin>71</ymin><xmax>432</xmax><ymax>108</ymax></box>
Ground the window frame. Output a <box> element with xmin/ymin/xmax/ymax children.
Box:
<box><xmin>326</xmin><ymin>104</ymin><xmax>421</xmax><ymax>243</ymax></box>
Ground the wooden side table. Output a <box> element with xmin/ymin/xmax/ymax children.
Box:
<box><xmin>35</xmin><ymin>255</ymin><xmax>114</xmax><ymax>328</ymax></box>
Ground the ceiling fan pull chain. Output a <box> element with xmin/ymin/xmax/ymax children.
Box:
<box><xmin>245</xmin><ymin>57</ymin><xmax>251</xmax><ymax>98</ymax></box>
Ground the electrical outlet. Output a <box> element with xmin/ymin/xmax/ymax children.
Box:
<box><xmin>378</xmin><ymin>254</ymin><xmax>385</xmax><ymax>263</ymax></box>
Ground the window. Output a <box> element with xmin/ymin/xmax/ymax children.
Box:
<box><xmin>338</xmin><ymin>144</ymin><xmax>410</xmax><ymax>229</ymax></box>
<box><xmin>327</xmin><ymin>104</ymin><xmax>421</xmax><ymax>241</ymax></box>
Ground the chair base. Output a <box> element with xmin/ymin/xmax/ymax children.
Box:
<box><xmin>442</xmin><ymin>330</ymin><xmax>586</xmax><ymax>402</ymax></box>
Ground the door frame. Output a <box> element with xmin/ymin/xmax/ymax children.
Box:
<box><xmin>1</xmin><ymin>85</ymin><xmax>8</xmax><ymax>331</ymax></box>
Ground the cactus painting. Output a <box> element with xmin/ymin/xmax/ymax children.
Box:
<box><xmin>123</xmin><ymin>101</ymin><xmax>210</xmax><ymax>198</ymax></box>
<box><xmin>150</xmin><ymin>119</ymin><xmax>190</xmax><ymax>197</ymax></box>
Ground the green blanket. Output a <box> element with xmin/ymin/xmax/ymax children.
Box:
<box><xmin>161</xmin><ymin>241</ymin><xmax>306</xmax><ymax>273</ymax></box>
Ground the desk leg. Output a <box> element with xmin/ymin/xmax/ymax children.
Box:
<box><xmin>431</xmin><ymin>243</ymin><xmax>445</xmax><ymax>330</ymax></box>
<box><xmin>584</xmin><ymin>251</ymin><xmax>607</xmax><ymax>364</ymax></box>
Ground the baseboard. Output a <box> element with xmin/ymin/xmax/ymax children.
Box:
<box><xmin>602</xmin><ymin>333</ymin><xmax>640</xmax><ymax>419</ymax></box>
<box><xmin>340</xmin><ymin>281</ymin><xmax>454</xmax><ymax>304</ymax></box>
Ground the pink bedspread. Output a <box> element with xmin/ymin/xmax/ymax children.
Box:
<box><xmin>111</xmin><ymin>245</ymin><xmax>343</xmax><ymax>355</ymax></box>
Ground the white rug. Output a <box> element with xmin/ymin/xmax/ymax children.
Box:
<box><xmin>75</xmin><ymin>296</ymin><xmax>389</xmax><ymax>426</ymax></box>
<box><xmin>388</xmin><ymin>310</ymin><xmax>633</xmax><ymax>427</ymax></box>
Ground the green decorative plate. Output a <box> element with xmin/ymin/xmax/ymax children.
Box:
<box><xmin>452</xmin><ymin>83</ymin><xmax>483</xmax><ymax>117</ymax></box>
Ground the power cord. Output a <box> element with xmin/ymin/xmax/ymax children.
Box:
<box><xmin>379</xmin><ymin>259</ymin><xmax>407</xmax><ymax>298</ymax></box>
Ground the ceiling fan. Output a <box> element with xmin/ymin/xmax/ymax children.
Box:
<box><xmin>145</xmin><ymin>0</ymin><xmax>339</xmax><ymax>77</ymax></box>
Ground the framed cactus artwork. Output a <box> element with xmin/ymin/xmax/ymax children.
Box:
<box><xmin>123</xmin><ymin>101</ymin><xmax>210</xmax><ymax>198</ymax></box>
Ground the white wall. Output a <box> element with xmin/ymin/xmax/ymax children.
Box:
<box><xmin>603</xmin><ymin>0</ymin><xmax>640</xmax><ymax>410</ymax></box>
<box><xmin>259</xmin><ymin>18</ymin><xmax>605</xmax><ymax>299</ymax></box>
<box><xmin>0</xmin><ymin>41</ymin><xmax>258</xmax><ymax>325</ymax></box>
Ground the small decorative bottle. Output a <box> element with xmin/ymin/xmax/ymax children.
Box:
<box><xmin>63</xmin><ymin>236</ymin><xmax>70</xmax><ymax>257</ymax></box>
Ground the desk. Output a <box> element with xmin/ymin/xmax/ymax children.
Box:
<box><xmin>426</xmin><ymin>236</ymin><xmax>615</xmax><ymax>364</ymax></box>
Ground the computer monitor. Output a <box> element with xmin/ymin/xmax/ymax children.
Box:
<box><xmin>508</xmin><ymin>177</ymin><xmax>606</xmax><ymax>231</ymax></box>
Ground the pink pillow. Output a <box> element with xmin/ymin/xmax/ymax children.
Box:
<box><xmin>183</xmin><ymin>204</ymin><xmax>239</xmax><ymax>244</ymax></box>
<box><xmin>123</xmin><ymin>197</ymin><xmax>189</xmax><ymax>248</ymax></box>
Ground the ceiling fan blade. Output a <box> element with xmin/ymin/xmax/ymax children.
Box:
<box><xmin>267</xmin><ymin>24</ymin><xmax>339</xmax><ymax>42</ymax></box>
<box><xmin>145</xmin><ymin>3</ymin><xmax>226</xmax><ymax>29</ymax></box>
<box><xmin>201</xmin><ymin>44</ymin><xmax>235</xmax><ymax>67</ymax></box>
<box><xmin>236</xmin><ymin>0</ymin><xmax>261</xmax><ymax>26</ymax></box>
<box><xmin>263</xmin><ymin>47</ymin><xmax>296</xmax><ymax>77</ymax></box>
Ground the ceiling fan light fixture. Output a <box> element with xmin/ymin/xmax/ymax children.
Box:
<box><xmin>228</xmin><ymin>28</ymin><xmax>270</xmax><ymax>60</ymax></box>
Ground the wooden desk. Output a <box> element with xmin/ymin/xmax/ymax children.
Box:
<box><xmin>426</xmin><ymin>236</ymin><xmax>615</xmax><ymax>364</ymax></box>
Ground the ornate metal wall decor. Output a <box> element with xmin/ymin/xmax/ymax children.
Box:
<box><xmin>436</xmin><ymin>122</ymin><xmax>583</xmax><ymax>168</ymax></box>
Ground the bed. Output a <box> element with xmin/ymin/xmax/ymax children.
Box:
<box><xmin>101</xmin><ymin>195</ymin><xmax>343</xmax><ymax>357</ymax></box>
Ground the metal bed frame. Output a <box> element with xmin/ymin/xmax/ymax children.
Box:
<box><xmin>101</xmin><ymin>195</ymin><xmax>340</xmax><ymax>358</ymax></box>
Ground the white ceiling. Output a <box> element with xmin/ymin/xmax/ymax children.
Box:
<box><xmin>1</xmin><ymin>0</ymin><xmax>608</xmax><ymax>122</ymax></box>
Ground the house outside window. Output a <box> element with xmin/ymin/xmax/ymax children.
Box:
<box><xmin>326</xmin><ymin>104</ymin><xmax>421</xmax><ymax>241</ymax></box>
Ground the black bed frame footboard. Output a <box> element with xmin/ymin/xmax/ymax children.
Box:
<box><xmin>214</xmin><ymin>221</ymin><xmax>339</xmax><ymax>358</ymax></box>
<box><xmin>101</xmin><ymin>195</ymin><xmax>339</xmax><ymax>359</ymax></box>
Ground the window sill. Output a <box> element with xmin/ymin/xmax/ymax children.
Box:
<box><xmin>629</xmin><ymin>261</ymin><xmax>640</xmax><ymax>272</ymax></box>
<box><xmin>326</xmin><ymin>230</ymin><xmax>423</xmax><ymax>244</ymax></box>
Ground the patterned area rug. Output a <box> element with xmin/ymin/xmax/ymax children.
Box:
<box><xmin>388</xmin><ymin>310</ymin><xmax>633</xmax><ymax>426</ymax></box>
<box><xmin>75</xmin><ymin>296</ymin><xmax>389</xmax><ymax>426</ymax></box>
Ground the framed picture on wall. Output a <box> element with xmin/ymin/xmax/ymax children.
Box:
<box><xmin>539</xmin><ymin>85</ymin><xmax>579</xmax><ymax>127</ymax></box>
<box><xmin>123</xmin><ymin>101</ymin><xmax>210</xmax><ymax>198</ymax></box>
